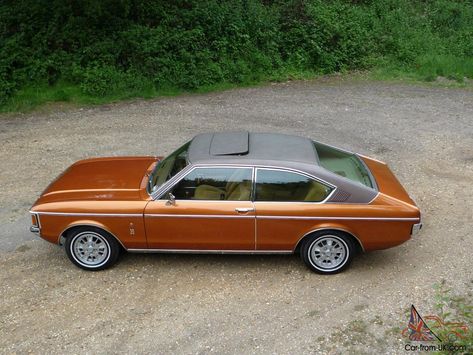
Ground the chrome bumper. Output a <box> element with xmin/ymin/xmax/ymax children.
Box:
<box><xmin>30</xmin><ymin>225</ymin><xmax>40</xmax><ymax>234</ymax></box>
<box><xmin>411</xmin><ymin>222</ymin><xmax>423</xmax><ymax>236</ymax></box>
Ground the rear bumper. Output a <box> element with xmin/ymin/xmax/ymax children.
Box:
<box><xmin>411</xmin><ymin>222</ymin><xmax>423</xmax><ymax>236</ymax></box>
<box><xmin>30</xmin><ymin>225</ymin><xmax>40</xmax><ymax>233</ymax></box>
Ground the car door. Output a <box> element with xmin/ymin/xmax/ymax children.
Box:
<box><xmin>254</xmin><ymin>168</ymin><xmax>334</xmax><ymax>251</ymax></box>
<box><xmin>144</xmin><ymin>166</ymin><xmax>255</xmax><ymax>250</ymax></box>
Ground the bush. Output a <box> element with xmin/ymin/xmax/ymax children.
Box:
<box><xmin>77</xmin><ymin>64</ymin><xmax>150</xmax><ymax>97</ymax></box>
<box><xmin>0</xmin><ymin>0</ymin><xmax>472</xmax><ymax>109</ymax></box>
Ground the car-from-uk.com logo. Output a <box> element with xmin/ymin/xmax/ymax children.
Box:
<box><xmin>402</xmin><ymin>305</ymin><xmax>470</xmax><ymax>352</ymax></box>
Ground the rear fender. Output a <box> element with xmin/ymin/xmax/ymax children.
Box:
<box><xmin>295</xmin><ymin>222</ymin><xmax>364</xmax><ymax>253</ymax></box>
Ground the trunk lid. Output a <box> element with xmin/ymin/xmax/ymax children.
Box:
<box><xmin>360</xmin><ymin>155</ymin><xmax>416</xmax><ymax>206</ymax></box>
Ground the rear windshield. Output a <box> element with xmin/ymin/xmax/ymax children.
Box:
<box><xmin>313</xmin><ymin>141</ymin><xmax>374</xmax><ymax>189</ymax></box>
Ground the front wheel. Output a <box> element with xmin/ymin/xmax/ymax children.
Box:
<box><xmin>65</xmin><ymin>227</ymin><xmax>120</xmax><ymax>271</ymax></box>
<box><xmin>301</xmin><ymin>231</ymin><xmax>355</xmax><ymax>274</ymax></box>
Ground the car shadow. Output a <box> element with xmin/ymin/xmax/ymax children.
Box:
<box><xmin>117</xmin><ymin>248</ymin><xmax>401</xmax><ymax>274</ymax></box>
<box><xmin>350</xmin><ymin>249</ymin><xmax>401</xmax><ymax>272</ymax></box>
<box><xmin>121</xmin><ymin>251</ymin><xmax>295</xmax><ymax>265</ymax></box>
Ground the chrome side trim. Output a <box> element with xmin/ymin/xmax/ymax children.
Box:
<box><xmin>252</xmin><ymin>166</ymin><xmax>258</xmax><ymax>249</ymax></box>
<box><xmin>294</xmin><ymin>227</ymin><xmax>365</xmax><ymax>252</ymax></box>
<box><xmin>149</xmin><ymin>199</ymin><xmax>252</xmax><ymax>204</ymax></box>
<box><xmin>127</xmin><ymin>248</ymin><xmax>293</xmax><ymax>254</ymax></box>
<box><xmin>30</xmin><ymin>211</ymin><xmax>142</xmax><ymax>217</ymax></box>
<box><xmin>257</xmin><ymin>216</ymin><xmax>419</xmax><ymax>221</ymax></box>
<box><xmin>43</xmin><ymin>188</ymin><xmax>140</xmax><ymax>196</ymax></box>
<box><xmin>144</xmin><ymin>214</ymin><xmax>417</xmax><ymax>221</ymax></box>
<box><xmin>367</xmin><ymin>191</ymin><xmax>380</xmax><ymax>205</ymax></box>
<box><xmin>251</xmin><ymin>166</ymin><xmax>257</xmax><ymax>203</ymax></box>
<box><xmin>145</xmin><ymin>214</ymin><xmax>255</xmax><ymax>219</ymax></box>
<box><xmin>31</xmin><ymin>210</ymin><xmax>417</xmax><ymax>221</ymax></box>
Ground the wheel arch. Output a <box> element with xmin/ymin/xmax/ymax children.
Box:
<box><xmin>293</xmin><ymin>227</ymin><xmax>364</xmax><ymax>254</ymax></box>
<box><xmin>59</xmin><ymin>221</ymin><xmax>127</xmax><ymax>251</ymax></box>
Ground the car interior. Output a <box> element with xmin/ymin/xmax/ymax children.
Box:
<box><xmin>255</xmin><ymin>179</ymin><xmax>330</xmax><ymax>202</ymax></box>
<box><xmin>169</xmin><ymin>167</ymin><xmax>331</xmax><ymax>202</ymax></box>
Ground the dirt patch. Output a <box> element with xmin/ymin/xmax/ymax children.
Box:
<box><xmin>1</xmin><ymin>79</ymin><xmax>472</xmax><ymax>353</ymax></box>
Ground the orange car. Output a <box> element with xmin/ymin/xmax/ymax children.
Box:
<box><xmin>30</xmin><ymin>131</ymin><xmax>422</xmax><ymax>273</ymax></box>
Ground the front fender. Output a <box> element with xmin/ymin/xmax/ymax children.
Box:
<box><xmin>34</xmin><ymin>214</ymin><xmax>147</xmax><ymax>249</ymax></box>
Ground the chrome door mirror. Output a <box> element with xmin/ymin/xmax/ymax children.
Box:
<box><xmin>165</xmin><ymin>192</ymin><xmax>176</xmax><ymax>206</ymax></box>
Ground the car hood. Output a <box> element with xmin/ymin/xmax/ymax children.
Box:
<box><xmin>34</xmin><ymin>156</ymin><xmax>157</xmax><ymax>204</ymax></box>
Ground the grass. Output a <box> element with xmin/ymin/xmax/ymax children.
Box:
<box><xmin>0</xmin><ymin>81</ymin><xmax>164</xmax><ymax>113</ymax></box>
<box><xmin>1</xmin><ymin>62</ymin><xmax>471</xmax><ymax>114</ymax></box>
<box><xmin>0</xmin><ymin>71</ymin><xmax>319</xmax><ymax>113</ymax></box>
<box><xmin>371</xmin><ymin>55</ymin><xmax>473</xmax><ymax>84</ymax></box>
<box><xmin>432</xmin><ymin>281</ymin><xmax>473</xmax><ymax>353</ymax></box>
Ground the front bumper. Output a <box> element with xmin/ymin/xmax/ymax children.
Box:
<box><xmin>30</xmin><ymin>225</ymin><xmax>40</xmax><ymax>233</ymax></box>
<box><xmin>411</xmin><ymin>222</ymin><xmax>423</xmax><ymax>236</ymax></box>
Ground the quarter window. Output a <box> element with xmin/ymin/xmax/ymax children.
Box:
<box><xmin>255</xmin><ymin>169</ymin><xmax>331</xmax><ymax>202</ymax></box>
<box><xmin>166</xmin><ymin>167</ymin><xmax>253</xmax><ymax>201</ymax></box>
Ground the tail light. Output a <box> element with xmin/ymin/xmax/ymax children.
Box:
<box><xmin>31</xmin><ymin>213</ymin><xmax>39</xmax><ymax>227</ymax></box>
<box><xmin>30</xmin><ymin>213</ymin><xmax>40</xmax><ymax>233</ymax></box>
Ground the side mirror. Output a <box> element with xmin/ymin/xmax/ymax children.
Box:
<box><xmin>165</xmin><ymin>192</ymin><xmax>176</xmax><ymax>206</ymax></box>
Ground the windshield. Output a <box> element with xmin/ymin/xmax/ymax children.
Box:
<box><xmin>313</xmin><ymin>141</ymin><xmax>374</xmax><ymax>189</ymax></box>
<box><xmin>148</xmin><ymin>141</ymin><xmax>190</xmax><ymax>193</ymax></box>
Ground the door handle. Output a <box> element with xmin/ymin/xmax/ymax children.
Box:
<box><xmin>235</xmin><ymin>207</ymin><xmax>255</xmax><ymax>213</ymax></box>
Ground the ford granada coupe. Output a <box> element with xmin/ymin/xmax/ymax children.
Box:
<box><xmin>30</xmin><ymin>131</ymin><xmax>422</xmax><ymax>274</ymax></box>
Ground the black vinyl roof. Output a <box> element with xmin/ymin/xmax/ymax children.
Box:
<box><xmin>188</xmin><ymin>131</ymin><xmax>318</xmax><ymax>165</ymax></box>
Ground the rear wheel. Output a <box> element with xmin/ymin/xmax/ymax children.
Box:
<box><xmin>301</xmin><ymin>231</ymin><xmax>355</xmax><ymax>274</ymax></box>
<box><xmin>65</xmin><ymin>227</ymin><xmax>120</xmax><ymax>271</ymax></box>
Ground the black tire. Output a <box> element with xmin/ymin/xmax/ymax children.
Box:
<box><xmin>300</xmin><ymin>230</ymin><xmax>355</xmax><ymax>274</ymax></box>
<box><xmin>65</xmin><ymin>226</ymin><xmax>120</xmax><ymax>271</ymax></box>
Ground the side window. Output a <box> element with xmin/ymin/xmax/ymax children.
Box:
<box><xmin>165</xmin><ymin>167</ymin><xmax>253</xmax><ymax>201</ymax></box>
<box><xmin>255</xmin><ymin>169</ymin><xmax>331</xmax><ymax>202</ymax></box>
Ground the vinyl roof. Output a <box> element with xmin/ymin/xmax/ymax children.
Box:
<box><xmin>188</xmin><ymin>131</ymin><xmax>318</xmax><ymax>165</ymax></box>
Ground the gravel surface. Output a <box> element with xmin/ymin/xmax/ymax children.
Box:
<box><xmin>1</xmin><ymin>78</ymin><xmax>472</xmax><ymax>354</ymax></box>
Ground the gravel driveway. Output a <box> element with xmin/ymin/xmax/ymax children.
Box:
<box><xmin>1</xmin><ymin>78</ymin><xmax>472</xmax><ymax>354</ymax></box>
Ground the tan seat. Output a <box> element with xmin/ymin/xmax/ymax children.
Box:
<box><xmin>226</xmin><ymin>181</ymin><xmax>251</xmax><ymax>200</ymax></box>
<box><xmin>193</xmin><ymin>169</ymin><xmax>250</xmax><ymax>200</ymax></box>
<box><xmin>225</xmin><ymin>169</ymin><xmax>250</xmax><ymax>196</ymax></box>
<box><xmin>194</xmin><ymin>185</ymin><xmax>226</xmax><ymax>200</ymax></box>
<box><xmin>304</xmin><ymin>181</ymin><xmax>329</xmax><ymax>202</ymax></box>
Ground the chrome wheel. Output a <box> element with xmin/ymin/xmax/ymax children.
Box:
<box><xmin>308</xmin><ymin>235</ymin><xmax>348</xmax><ymax>271</ymax></box>
<box><xmin>70</xmin><ymin>231</ymin><xmax>110</xmax><ymax>268</ymax></box>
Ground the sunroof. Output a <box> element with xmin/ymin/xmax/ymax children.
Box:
<box><xmin>209</xmin><ymin>131</ymin><xmax>249</xmax><ymax>156</ymax></box>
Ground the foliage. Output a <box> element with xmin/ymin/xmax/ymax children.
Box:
<box><xmin>0</xmin><ymin>0</ymin><xmax>472</xmax><ymax>111</ymax></box>
<box><xmin>433</xmin><ymin>281</ymin><xmax>473</xmax><ymax>352</ymax></box>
